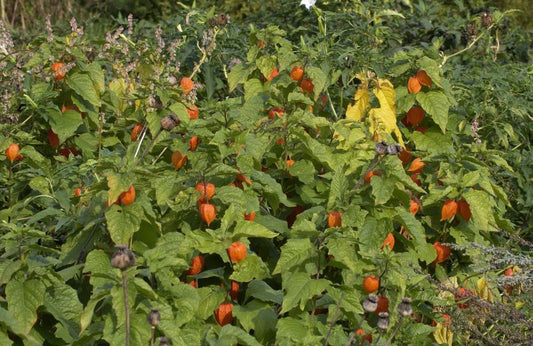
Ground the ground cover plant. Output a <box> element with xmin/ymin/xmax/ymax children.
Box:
<box><xmin>0</xmin><ymin>0</ymin><xmax>532</xmax><ymax>345</ymax></box>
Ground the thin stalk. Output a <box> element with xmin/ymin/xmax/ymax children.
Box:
<box><xmin>345</xmin><ymin>314</ymin><xmax>368</xmax><ymax>346</ymax></box>
<box><xmin>136</xmin><ymin>128</ymin><xmax>163</xmax><ymax>165</ymax></box>
<box><xmin>122</xmin><ymin>269</ymin><xmax>130</xmax><ymax>346</ymax></box>
<box><xmin>385</xmin><ymin>316</ymin><xmax>404</xmax><ymax>345</ymax></box>
<box><xmin>323</xmin><ymin>292</ymin><xmax>345</xmax><ymax>346</ymax></box>
<box><xmin>150</xmin><ymin>325</ymin><xmax>155</xmax><ymax>346</ymax></box>
<box><xmin>189</xmin><ymin>28</ymin><xmax>219</xmax><ymax>79</ymax></box>
<box><xmin>439</xmin><ymin>24</ymin><xmax>494</xmax><ymax>67</ymax></box>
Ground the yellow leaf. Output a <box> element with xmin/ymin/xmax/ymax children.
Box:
<box><xmin>433</xmin><ymin>323</ymin><xmax>453</xmax><ymax>346</ymax></box>
<box><xmin>346</xmin><ymin>85</ymin><xmax>370</xmax><ymax>121</ymax></box>
<box><xmin>368</xmin><ymin>79</ymin><xmax>404</xmax><ymax>147</ymax></box>
<box><xmin>476</xmin><ymin>277</ymin><xmax>494</xmax><ymax>302</ymax></box>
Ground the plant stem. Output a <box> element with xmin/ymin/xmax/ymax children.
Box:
<box><xmin>440</xmin><ymin>24</ymin><xmax>494</xmax><ymax>67</ymax></box>
<box><xmin>122</xmin><ymin>269</ymin><xmax>130</xmax><ymax>346</ymax></box>
<box><xmin>345</xmin><ymin>313</ymin><xmax>368</xmax><ymax>346</ymax></box>
<box><xmin>323</xmin><ymin>292</ymin><xmax>345</xmax><ymax>346</ymax></box>
<box><xmin>150</xmin><ymin>325</ymin><xmax>155</xmax><ymax>346</ymax></box>
<box><xmin>136</xmin><ymin>128</ymin><xmax>163</xmax><ymax>165</ymax></box>
<box><xmin>189</xmin><ymin>27</ymin><xmax>219</xmax><ymax>79</ymax></box>
<box><xmin>385</xmin><ymin>315</ymin><xmax>404</xmax><ymax>345</ymax></box>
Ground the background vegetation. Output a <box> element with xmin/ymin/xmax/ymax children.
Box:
<box><xmin>1</xmin><ymin>0</ymin><xmax>531</xmax><ymax>345</ymax></box>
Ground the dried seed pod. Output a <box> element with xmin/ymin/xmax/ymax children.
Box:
<box><xmin>397</xmin><ymin>298</ymin><xmax>413</xmax><ymax>317</ymax></box>
<box><xmin>377</xmin><ymin>312</ymin><xmax>390</xmax><ymax>330</ymax></box>
<box><xmin>481</xmin><ymin>12</ymin><xmax>493</xmax><ymax>28</ymax></box>
<box><xmin>160</xmin><ymin>114</ymin><xmax>179</xmax><ymax>131</ymax></box>
<box><xmin>386</xmin><ymin>144</ymin><xmax>403</xmax><ymax>155</ymax></box>
<box><xmin>147</xmin><ymin>308</ymin><xmax>161</xmax><ymax>326</ymax></box>
<box><xmin>374</xmin><ymin>141</ymin><xmax>388</xmax><ymax>155</ymax></box>
<box><xmin>362</xmin><ymin>293</ymin><xmax>378</xmax><ymax>313</ymax></box>
<box><xmin>467</xmin><ymin>23</ymin><xmax>478</xmax><ymax>39</ymax></box>
<box><xmin>110</xmin><ymin>245</ymin><xmax>136</xmax><ymax>270</ymax></box>
<box><xmin>159</xmin><ymin>336</ymin><xmax>169</xmax><ymax>346</ymax></box>
<box><xmin>217</xmin><ymin>13</ymin><xmax>229</xmax><ymax>26</ymax></box>
<box><xmin>208</xmin><ymin>17</ymin><xmax>217</xmax><ymax>28</ymax></box>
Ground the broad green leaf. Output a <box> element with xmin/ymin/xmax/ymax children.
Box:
<box><xmin>227</xmin><ymin>64</ymin><xmax>249</xmax><ymax>91</ymax></box>
<box><xmin>106</xmin><ymin>172</ymin><xmax>133</xmax><ymax>205</ymax></box>
<box><xmin>74</xmin><ymin>132</ymin><xmax>98</xmax><ymax>159</ymax></box>
<box><xmin>370</xmin><ymin>176</ymin><xmax>396</xmax><ymax>204</ymax></box>
<box><xmin>395</xmin><ymin>210</ymin><xmax>436</xmax><ymax>263</ymax></box>
<box><xmin>105</xmin><ymin>204</ymin><xmax>143</xmax><ymax>245</ymax></box>
<box><xmin>232</xmin><ymin>302</ymin><xmax>277</xmax><ymax>344</ymax></box>
<box><xmin>66</xmin><ymin>73</ymin><xmax>101</xmax><ymax>107</ymax></box>
<box><xmin>6</xmin><ymin>279</ymin><xmax>46</xmax><ymax>334</ymax></box>
<box><xmin>245</xmin><ymin>280</ymin><xmax>283</xmax><ymax>304</ymax></box>
<box><xmin>416</xmin><ymin>91</ymin><xmax>449</xmax><ymax>133</ymax></box>
<box><xmin>217</xmin><ymin>325</ymin><xmax>262</xmax><ymax>346</ymax></box>
<box><xmin>195</xmin><ymin>286</ymin><xmax>226</xmax><ymax>320</ymax></box>
<box><xmin>49</xmin><ymin>109</ymin><xmax>83</xmax><ymax>143</ymax></box>
<box><xmin>44</xmin><ymin>283</ymin><xmax>83</xmax><ymax>338</ymax></box>
<box><xmin>232</xmin><ymin>221</ymin><xmax>278</xmax><ymax>239</ymax></box>
<box><xmin>464</xmin><ymin>189</ymin><xmax>492</xmax><ymax>230</ymax></box>
<box><xmin>281</xmin><ymin>273</ymin><xmax>330</xmax><ymax>313</ymax></box>
<box><xmin>273</xmin><ymin>238</ymin><xmax>314</xmax><ymax>275</ymax></box>
<box><xmin>79</xmin><ymin>291</ymin><xmax>107</xmax><ymax>336</ymax></box>
<box><xmin>288</xmin><ymin>159</ymin><xmax>316</xmax><ymax>185</ymax></box>
<box><xmin>306</xmin><ymin>66</ymin><xmax>327</xmax><ymax>98</ymax></box>
<box><xmin>104</xmin><ymin>312</ymin><xmax>150</xmax><ymax>346</ymax></box>
<box><xmin>416</xmin><ymin>56</ymin><xmax>443</xmax><ymax>88</ymax></box>
<box><xmin>410</xmin><ymin>130</ymin><xmax>454</xmax><ymax>155</ymax></box>
<box><xmin>327</xmin><ymin>166</ymin><xmax>349</xmax><ymax>209</ymax></box>
<box><xmin>230</xmin><ymin>254</ymin><xmax>270</xmax><ymax>282</ymax></box>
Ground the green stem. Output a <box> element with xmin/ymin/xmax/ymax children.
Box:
<box><xmin>122</xmin><ymin>270</ymin><xmax>130</xmax><ymax>346</ymax></box>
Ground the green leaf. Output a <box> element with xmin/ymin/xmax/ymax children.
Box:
<box><xmin>74</xmin><ymin>132</ymin><xmax>98</xmax><ymax>159</ymax></box>
<box><xmin>245</xmin><ymin>280</ymin><xmax>283</xmax><ymax>304</ymax></box>
<box><xmin>370</xmin><ymin>176</ymin><xmax>396</xmax><ymax>205</ymax></box>
<box><xmin>79</xmin><ymin>291</ymin><xmax>107</xmax><ymax>336</ymax></box>
<box><xmin>44</xmin><ymin>283</ymin><xmax>83</xmax><ymax>338</ymax></box>
<box><xmin>416</xmin><ymin>56</ymin><xmax>443</xmax><ymax>88</ymax></box>
<box><xmin>327</xmin><ymin>166</ymin><xmax>348</xmax><ymax>209</ymax></box>
<box><xmin>195</xmin><ymin>286</ymin><xmax>226</xmax><ymax>320</ymax></box>
<box><xmin>83</xmin><ymin>249</ymin><xmax>116</xmax><ymax>289</ymax></box>
<box><xmin>395</xmin><ymin>209</ymin><xmax>436</xmax><ymax>263</ymax></box>
<box><xmin>106</xmin><ymin>172</ymin><xmax>133</xmax><ymax>205</ymax></box>
<box><xmin>288</xmin><ymin>160</ymin><xmax>316</xmax><ymax>185</ymax></box>
<box><xmin>232</xmin><ymin>221</ymin><xmax>278</xmax><ymax>239</ymax></box>
<box><xmin>281</xmin><ymin>273</ymin><xmax>330</xmax><ymax>313</ymax></box>
<box><xmin>228</xmin><ymin>64</ymin><xmax>250</xmax><ymax>91</ymax></box>
<box><xmin>230</xmin><ymin>254</ymin><xmax>270</xmax><ymax>282</ymax></box>
<box><xmin>306</xmin><ymin>66</ymin><xmax>327</xmax><ymax>99</ymax></box>
<box><xmin>232</xmin><ymin>302</ymin><xmax>276</xmax><ymax>344</ymax></box>
<box><xmin>464</xmin><ymin>189</ymin><xmax>492</xmax><ymax>230</ymax></box>
<box><xmin>66</xmin><ymin>73</ymin><xmax>101</xmax><ymax>107</ymax></box>
<box><xmin>105</xmin><ymin>204</ymin><xmax>143</xmax><ymax>245</ymax></box>
<box><xmin>217</xmin><ymin>325</ymin><xmax>262</xmax><ymax>346</ymax></box>
<box><xmin>410</xmin><ymin>130</ymin><xmax>454</xmax><ymax>155</ymax></box>
<box><xmin>49</xmin><ymin>109</ymin><xmax>83</xmax><ymax>143</ymax></box>
<box><xmin>6</xmin><ymin>279</ymin><xmax>46</xmax><ymax>334</ymax></box>
<box><xmin>416</xmin><ymin>91</ymin><xmax>449</xmax><ymax>133</ymax></box>
<box><xmin>273</xmin><ymin>238</ymin><xmax>314</xmax><ymax>275</ymax></box>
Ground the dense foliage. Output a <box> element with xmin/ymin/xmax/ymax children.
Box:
<box><xmin>0</xmin><ymin>1</ymin><xmax>531</xmax><ymax>345</ymax></box>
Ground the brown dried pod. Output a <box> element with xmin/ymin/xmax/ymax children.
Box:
<box><xmin>110</xmin><ymin>245</ymin><xmax>136</xmax><ymax>270</ymax></box>
<box><xmin>467</xmin><ymin>23</ymin><xmax>478</xmax><ymax>39</ymax></box>
<box><xmin>147</xmin><ymin>308</ymin><xmax>161</xmax><ymax>326</ymax></box>
<box><xmin>217</xmin><ymin>13</ymin><xmax>229</xmax><ymax>27</ymax></box>
<box><xmin>397</xmin><ymin>297</ymin><xmax>413</xmax><ymax>317</ymax></box>
<box><xmin>377</xmin><ymin>312</ymin><xmax>390</xmax><ymax>330</ymax></box>
<box><xmin>159</xmin><ymin>336</ymin><xmax>169</xmax><ymax>346</ymax></box>
<box><xmin>362</xmin><ymin>293</ymin><xmax>379</xmax><ymax>313</ymax></box>
<box><xmin>481</xmin><ymin>12</ymin><xmax>493</xmax><ymax>28</ymax></box>
<box><xmin>160</xmin><ymin>114</ymin><xmax>179</xmax><ymax>131</ymax></box>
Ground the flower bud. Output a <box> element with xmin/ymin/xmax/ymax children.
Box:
<box><xmin>397</xmin><ymin>297</ymin><xmax>413</xmax><ymax>317</ymax></box>
<box><xmin>377</xmin><ymin>312</ymin><xmax>389</xmax><ymax>330</ymax></box>
<box><xmin>374</xmin><ymin>141</ymin><xmax>387</xmax><ymax>155</ymax></box>
<box><xmin>362</xmin><ymin>293</ymin><xmax>378</xmax><ymax>313</ymax></box>
<box><xmin>110</xmin><ymin>245</ymin><xmax>136</xmax><ymax>270</ymax></box>
<box><xmin>147</xmin><ymin>308</ymin><xmax>161</xmax><ymax>326</ymax></box>
<box><xmin>160</xmin><ymin>114</ymin><xmax>179</xmax><ymax>131</ymax></box>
